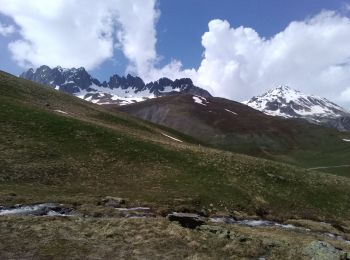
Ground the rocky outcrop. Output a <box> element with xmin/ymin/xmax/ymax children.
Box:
<box><xmin>302</xmin><ymin>241</ymin><xmax>347</xmax><ymax>260</ymax></box>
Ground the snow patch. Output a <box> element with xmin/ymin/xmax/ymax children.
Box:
<box><xmin>74</xmin><ymin>84</ymin><xmax>156</xmax><ymax>105</ymax></box>
<box><xmin>115</xmin><ymin>207</ymin><xmax>150</xmax><ymax>211</ymax></box>
<box><xmin>343</xmin><ymin>139</ymin><xmax>350</xmax><ymax>142</ymax></box>
<box><xmin>224</xmin><ymin>109</ymin><xmax>238</xmax><ymax>115</ymax></box>
<box><xmin>193</xmin><ymin>96</ymin><xmax>208</xmax><ymax>106</ymax></box>
<box><xmin>161</xmin><ymin>133</ymin><xmax>183</xmax><ymax>143</ymax></box>
<box><xmin>159</xmin><ymin>86</ymin><xmax>180</xmax><ymax>93</ymax></box>
<box><xmin>54</xmin><ymin>110</ymin><xmax>68</xmax><ymax>115</ymax></box>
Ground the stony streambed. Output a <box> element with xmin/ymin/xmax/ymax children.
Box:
<box><xmin>208</xmin><ymin>216</ymin><xmax>350</xmax><ymax>245</ymax></box>
<box><xmin>1</xmin><ymin>203</ymin><xmax>349</xmax><ymax>245</ymax></box>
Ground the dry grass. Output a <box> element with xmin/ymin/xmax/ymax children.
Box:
<box><xmin>0</xmin><ymin>216</ymin><xmax>349</xmax><ymax>259</ymax></box>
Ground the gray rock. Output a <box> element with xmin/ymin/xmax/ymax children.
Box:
<box><xmin>167</xmin><ymin>212</ymin><xmax>205</xmax><ymax>229</ymax></box>
<box><xmin>302</xmin><ymin>240</ymin><xmax>347</xmax><ymax>260</ymax></box>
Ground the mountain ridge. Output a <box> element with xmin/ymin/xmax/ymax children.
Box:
<box><xmin>20</xmin><ymin>65</ymin><xmax>211</xmax><ymax>105</ymax></box>
<box><xmin>114</xmin><ymin>93</ymin><xmax>350</xmax><ymax>174</ymax></box>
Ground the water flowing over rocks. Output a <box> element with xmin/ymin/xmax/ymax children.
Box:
<box><xmin>0</xmin><ymin>203</ymin><xmax>74</xmax><ymax>216</ymax></box>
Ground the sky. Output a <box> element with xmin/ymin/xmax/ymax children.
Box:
<box><xmin>1</xmin><ymin>0</ymin><xmax>350</xmax><ymax>108</ymax></box>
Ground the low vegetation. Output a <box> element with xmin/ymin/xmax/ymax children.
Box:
<box><xmin>1</xmin><ymin>71</ymin><xmax>350</xmax><ymax>258</ymax></box>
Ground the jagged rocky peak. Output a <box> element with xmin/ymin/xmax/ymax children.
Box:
<box><xmin>20</xmin><ymin>65</ymin><xmax>98</xmax><ymax>93</ymax></box>
<box><xmin>244</xmin><ymin>85</ymin><xmax>350</xmax><ymax>131</ymax></box>
<box><xmin>20</xmin><ymin>65</ymin><xmax>211</xmax><ymax>105</ymax></box>
<box><xmin>108</xmin><ymin>74</ymin><xmax>145</xmax><ymax>90</ymax></box>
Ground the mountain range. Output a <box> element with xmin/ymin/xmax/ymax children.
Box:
<box><xmin>21</xmin><ymin>65</ymin><xmax>350</xmax><ymax>132</ymax></box>
<box><xmin>20</xmin><ymin>65</ymin><xmax>211</xmax><ymax>105</ymax></box>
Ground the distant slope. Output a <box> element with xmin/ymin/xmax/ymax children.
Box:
<box><xmin>20</xmin><ymin>65</ymin><xmax>211</xmax><ymax>105</ymax></box>
<box><xmin>114</xmin><ymin>94</ymin><xmax>350</xmax><ymax>174</ymax></box>
<box><xmin>244</xmin><ymin>86</ymin><xmax>350</xmax><ymax>131</ymax></box>
<box><xmin>2</xmin><ymin>70</ymin><xmax>350</xmax><ymax>222</ymax></box>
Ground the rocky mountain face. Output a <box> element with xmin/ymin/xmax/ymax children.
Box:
<box><xmin>20</xmin><ymin>65</ymin><xmax>211</xmax><ymax>105</ymax></box>
<box><xmin>244</xmin><ymin>86</ymin><xmax>350</xmax><ymax>131</ymax></box>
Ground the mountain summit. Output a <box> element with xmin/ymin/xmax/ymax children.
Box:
<box><xmin>244</xmin><ymin>86</ymin><xmax>350</xmax><ymax>131</ymax></box>
<box><xmin>20</xmin><ymin>65</ymin><xmax>211</xmax><ymax>105</ymax></box>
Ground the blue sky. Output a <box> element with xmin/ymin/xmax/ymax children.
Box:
<box><xmin>155</xmin><ymin>0</ymin><xmax>345</xmax><ymax>70</ymax></box>
<box><xmin>1</xmin><ymin>0</ymin><xmax>350</xmax><ymax>106</ymax></box>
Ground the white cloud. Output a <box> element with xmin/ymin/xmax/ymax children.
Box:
<box><xmin>193</xmin><ymin>12</ymin><xmax>350</xmax><ymax>108</ymax></box>
<box><xmin>153</xmin><ymin>11</ymin><xmax>350</xmax><ymax>108</ymax></box>
<box><xmin>115</xmin><ymin>1</ymin><xmax>160</xmax><ymax>78</ymax></box>
<box><xmin>0</xmin><ymin>22</ymin><xmax>15</xmax><ymax>36</ymax></box>
<box><xmin>0</xmin><ymin>0</ymin><xmax>159</xmax><ymax>71</ymax></box>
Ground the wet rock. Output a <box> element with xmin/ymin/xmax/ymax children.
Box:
<box><xmin>49</xmin><ymin>206</ymin><xmax>73</xmax><ymax>215</ymax></box>
<box><xmin>0</xmin><ymin>203</ymin><xmax>73</xmax><ymax>216</ymax></box>
<box><xmin>100</xmin><ymin>197</ymin><xmax>127</xmax><ymax>208</ymax></box>
<box><xmin>167</xmin><ymin>212</ymin><xmax>205</xmax><ymax>229</ymax></box>
<box><xmin>302</xmin><ymin>241</ymin><xmax>347</xmax><ymax>260</ymax></box>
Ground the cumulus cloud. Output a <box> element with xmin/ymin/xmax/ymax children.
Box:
<box><xmin>145</xmin><ymin>11</ymin><xmax>350</xmax><ymax>108</ymax></box>
<box><xmin>0</xmin><ymin>0</ymin><xmax>159</xmax><ymax>71</ymax></box>
<box><xmin>186</xmin><ymin>11</ymin><xmax>350</xmax><ymax>108</ymax></box>
<box><xmin>0</xmin><ymin>22</ymin><xmax>15</xmax><ymax>36</ymax></box>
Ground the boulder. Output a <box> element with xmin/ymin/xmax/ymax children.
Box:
<box><xmin>167</xmin><ymin>212</ymin><xmax>205</xmax><ymax>229</ymax></box>
<box><xmin>302</xmin><ymin>241</ymin><xmax>347</xmax><ymax>260</ymax></box>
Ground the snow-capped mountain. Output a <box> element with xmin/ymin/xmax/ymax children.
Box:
<box><xmin>244</xmin><ymin>86</ymin><xmax>350</xmax><ymax>131</ymax></box>
<box><xmin>20</xmin><ymin>65</ymin><xmax>211</xmax><ymax>105</ymax></box>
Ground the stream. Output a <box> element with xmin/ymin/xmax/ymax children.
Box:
<box><xmin>0</xmin><ymin>203</ymin><xmax>74</xmax><ymax>217</ymax></box>
<box><xmin>0</xmin><ymin>203</ymin><xmax>349</xmax><ymax>245</ymax></box>
<box><xmin>208</xmin><ymin>216</ymin><xmax>350</xmax><ymax>244</ymax></box>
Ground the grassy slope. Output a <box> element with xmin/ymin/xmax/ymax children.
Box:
<box><xmin>1</xmin><ymin>71</ymin><xmax>350</xmax><ymax>222</ymax></box>
<box><xmin>116</xmin><ymin>95</ymin><xmax>350</xmax><ymax>176</ymax></box>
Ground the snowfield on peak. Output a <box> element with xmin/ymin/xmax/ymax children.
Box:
<box><xmin>244</xmin><ymin>86</ymin><xmax>345</xmax><ymax>119</ymax></box>
<box><xmin>74</xmin><ymin>84</ymin><xmax>156</xmax><ymax>105</ymax></box>
<box><xmin>244</xmin><ymin>86</ymin><xmax>350</xmax><ymax>131</ymax></box>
